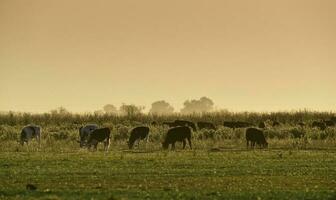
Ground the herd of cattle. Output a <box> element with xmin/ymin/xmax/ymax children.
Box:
<box><xmin>19</xmin><ymin>117</ymin><xmax>336</xmax><ymax>151</ymax></box>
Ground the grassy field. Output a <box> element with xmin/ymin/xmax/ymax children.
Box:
<box><xmin>1</xmin><ymin>148</ymin><xmax>336</xmax><ymax>200</ymax></box>
<box><xmin>0</xmin><ymin>111</ymin><xmax>336</xmax><ymax>199</ymax></box>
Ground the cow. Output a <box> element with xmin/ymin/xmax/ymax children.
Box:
<box><xmin>163</xmin><ymin>120</ymin><xmax>197</xmax><ymax>131</ymax></box>
<box><xmin>174</xmin><ymin>120</ymin><xmax>197</xmax><ymax>131</ymax></box>
<box><xmin>20</xmin><ymin>125</ymin><xmax>41</xmax><ymax>145</ymax></box>
<box><xmin>162</xmin><ymin>126</ymin><xmax>192</xmax><ymax>150</ymax></box>
<box><xmin>258</xmin><ymin>122</ymin><xmax>266</xmax><ymax>129</ymax></box>
<box><xmin>162</xmin><ymin>121</ymin><xmax>176</xmax><ymax>128</ymax></box>
<box><xmin>312</xmin><ymin>121</ymin><xmax>327</xmax><ymax>130</ymax></box>
<box><xmin>78</xmin><ymin>124</ymin><xmax>99</xmax><ymax>148</ymax></box>
<box><xmin>86</xmin><ymin>127</ymin><xmax>111</xmax><ymax>151</ymax></box>
<box><xmin>245</xmin><ymin>128</ymin><xmax>268</xmax><ymax>148</ymax></box>
<box><xmin>128</xmin><ymin>126</ymin><xmax>150</xmax><ymax>149</ymax></box>
<box><xmin>223</xmin><ymin>121</ymin><xmax>253</xmax><ymax>129</ymax></box>
<box><xmin>197</xmin><ymin>121</ymin><xmax>216</xmax><ymax>130</ymax></box>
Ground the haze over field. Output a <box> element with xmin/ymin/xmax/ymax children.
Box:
<box><xmin>0</xmin><ymin>0</ymin><xmax>335</xmax><ymax>113</ymax></box>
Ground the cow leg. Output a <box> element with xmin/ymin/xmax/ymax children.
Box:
<box><xmin>246</xmin><ymin>140</ymin><xmax>249</xmax><ymax>149</ymax></box>
<box><xmin>182</xmin><ymin>140</ymin><xmax>186</xmax><ymax>149</ymax></box>
<box><xmin>104</xmin><ymin>138</ymin><xmax>110</xmax><ymax>152</ymax></box>
<box><xmin>187</xmin><ymin>138</ymin><xmax>192</xmax><ymax>149</ymax></box>
<box><xmin>171</xmin><ymin>143</ymin><xmax>175</xmax><ymax>150</ymax></box>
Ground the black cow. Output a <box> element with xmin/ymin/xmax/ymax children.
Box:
<box><xmin>86</xmin><ymin>127</ymin><xmax>111</xmax><ymax>151</ymax></box>
<box><xmin>223</xmin><ymin>121</ymin><xmax>253</xmax><ymax>129</ymax></box>
<box><xmin>20</xmin><ymin>125</ymin><xmax>41</xmax><ymax>146</ymax></box>
<box><xmin>162</xmin><ymin>126</ymin><xmax>192</xmax><ymax>150</ymax></box>
<box><xmin>163</xmin><ymin>120</ymin><xmax>197</xmax><ymax>131</ymax></box>
<box><xmin>128</xmin><ymin>126</ymin><xmax>150</xmax><ymax>149</ymax></box>
<box><xmin>245</xmin><ymin>128</ymin><xmax>268</xmax><ymax>148</ymax></box>
<box><xmin>312</xmin><ymin>121</ymin><xmax>327</xmax><ymax>130</ymax></box>
<box><xmin>174</xmin><ymin>120</ymin><xmax>197</xmax><ymax>131</ymax></box>
<box><xmin>162</xmin><ymin>122</ymin><xmax>176</xmax><ymax>128</ymax></box>
<box><xmin>197</xmin><ymin>121</ymin><xmax>216</xmax><ymax>130</ymax></box>
<box><xmin>258</xmin><ymin>122</ymin><xmax>266</xmax><ymax>129</ymax></box>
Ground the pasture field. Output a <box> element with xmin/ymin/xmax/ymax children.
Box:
<box><xmin>1</xmin><ymin>147</ymin><xmax>336</xmax><ymax>200</ymax></box>
<box><xmin>0</xmin><ymin>111</ymin><xmax>336</xmax><ymax>199</ymax></box>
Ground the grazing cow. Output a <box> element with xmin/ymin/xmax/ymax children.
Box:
<box><xmin>223</xmin><ymin>121</ymin><xmax>253</xmax><ymax>129</ymax></box>
<box><xmin>78</xmin><ymin>124</ymin><xmax>99</xmax><ymax>148</ymax></box>
<box><xmin>86</xmin><ymin>127</ymin><xmax>111</xmax><ymax>151</ymax></box>
<box><xmin>162</xmin><ymin>121</ymin><xmax>176</xmax><ymax>128</ymax></box>
<box><xmin>174</xmin><ymin>120</ymin><xmax>197</xmax><ymax>131</ymax></box>
<box><xmin>20</xmin><ymin>125</ymin><xmax>41</xmax><ymax>145</ymax></box>
<box><xmin>163</xmin><ymin>120</ymin><xmax>197</xmax><ymax>131</ymax></box>
<box><xmin>197</xmin><ymin>121</ymin><xmax>216</xmax><ymax>130</ymax></box>
<box><xmin>162</xmin><ymin>126</ymin><xmax>192</xmax><ymax>150</ymax></box>
<box><xmin>312</xmin><ymin>121</ymin><xmax>327</xmax><ymax>130</ymax></box>
<box><xmin>323</xmin><ymin>120</ymin><xmax>335</xmax><ymax>127</ymax></box>
<box><xmin>272</xmin><ymin>121</ymin><xmax>280</xmax><ymax>127</ymax></box>
<box><xmin>128</xmin><ymin>126</ymin><xmax>150</xmax><ymax>149</ymax></box>
<box><xmin>245</xmin><ymin>128</ymin><xmax>268</xmax><ymax>148</ymax></box>
<box><xmin>258</xmin><ymin>122</ymin><xmax>266</xmax><ymax>129</ymax></box>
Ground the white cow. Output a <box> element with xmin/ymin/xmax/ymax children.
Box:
<box><xmin>78</xmin><ymin>124</ymin><xmax>99</xmax><ymax>147</ymax></box>
<box><xmin>20</xmin><ymin>125</ymin><xmax>41</xmax><ymax>145</ymax></box>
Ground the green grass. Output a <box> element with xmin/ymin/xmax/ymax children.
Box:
<box><xmin>1</xmin><ymin>147</ymin><xmax>336</xmax><ymax>199</ymax></box>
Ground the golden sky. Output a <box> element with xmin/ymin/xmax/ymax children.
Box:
<box><xmin>0</xmin><ymin>0</ymin><xmax>335</xmax><ymax>113</ymax></box>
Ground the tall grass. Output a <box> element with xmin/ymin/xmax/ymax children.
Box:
<box><xmin>0</xmin><ymin>110</ymin><xmax>334</xmax><ymax>126</ymax></box>
<box><xmin>0</xmin><ymin>110</ymin><xmax>335</xmax><ymax>152</ymax></box>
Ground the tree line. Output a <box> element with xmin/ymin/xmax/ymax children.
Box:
<box><xmin>100</xmin><ymin>96</ymin><xmax>214</xmax><ymax>116</ymax></box>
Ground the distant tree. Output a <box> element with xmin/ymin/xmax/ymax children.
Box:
<box><xmin>149</xmin><ymin>100</ymin><xmax>174</xmax><ymax>115</ymax></box>
<box><xmin>180</xmin><ymin>97</ymin><xmax>214</xmax><ymax>114</ymax></box>
<box><xmin>103</xmin><ymin>104</ymin><xmax>118</xmax><ymax>114</ymax></box>
<box><xmin>119</xmin><ymin>104</ymin><xmax>144</xmax><ymax>116</ymax></box>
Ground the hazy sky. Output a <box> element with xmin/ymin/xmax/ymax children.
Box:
<box><xmin>1</xmin><ymin>0</ymin><xmax>335</xmax><ymax>113</ymax></box>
